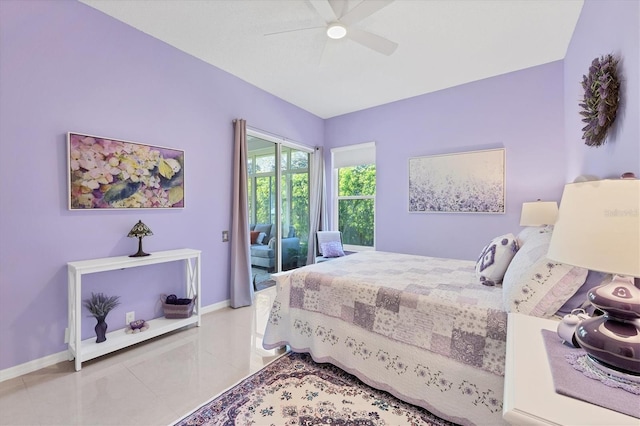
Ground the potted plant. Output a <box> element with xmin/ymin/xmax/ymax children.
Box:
<box><xmin>83</xmin><ymin>292</ymin><xmax>120</xmax><ymax>343</ymax></box>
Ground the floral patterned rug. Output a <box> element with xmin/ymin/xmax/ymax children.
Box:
<box><xmin>175</xmin><ymin>352</ymin><xmax>456</xmax><ymax>426</ymax></box>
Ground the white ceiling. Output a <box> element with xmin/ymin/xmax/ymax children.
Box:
<box><xmin>80</xmin><ymin>0</ymin><xmax>584</xmax><ymax>119</ymax></box>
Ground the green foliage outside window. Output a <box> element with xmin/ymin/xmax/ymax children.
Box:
<box><xmin>338</xmin><ymin>165</ymin><xmax>376</xmax><ymax>247</ymax></box>
<box><xmin>254</xmin><ymin>176</ymin><xmax>274</xmax><ymax>224</ymax></box>
<box><xmin>290</xmin><ymin>173</ymin><xmax>310</xmax><ymax>247</ymax></box>
<box><xmin>338</xmin><ymin>165</ymin><xmax>376</xmax><ymax>196</ymax></box>
<box><xmin>249</xmin><ymin>147</ymin><xmax>310</xmax><ymax>260</ymax></box>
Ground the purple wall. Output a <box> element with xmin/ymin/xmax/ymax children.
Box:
<box><xmin>1</xmin><ymin>0</ymin><xmax>637</xmax><ymax>373</ymax></box>
<box><xmin>325</xmin><ymin>62</ymin><xmax>567</xmax><ymax>260</ymax></box>
<box><xmin>564</xmin><ymin>0</ymin><xmax>639</xmax><ymax>179</ymax></box>
<box><xmin>0</xmin><ymin>0</ymin><xmax>323</xmax><ymax>370</ymax></box>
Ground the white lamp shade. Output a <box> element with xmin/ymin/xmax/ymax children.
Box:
<box><xmin>519</xmin><ymin>201</ymin><xmax>558</xmax><ymax>226</ymax></box>
<box><xmin>548</xmin><ymin>179</ymin><xmax>640</xmax><ymax>277</ymax></box>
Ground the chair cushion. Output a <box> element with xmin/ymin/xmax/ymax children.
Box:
<box><xmin>250</xmin><ymin>245</ymin><xmax>274</xmax><ymax>259</ymax></box>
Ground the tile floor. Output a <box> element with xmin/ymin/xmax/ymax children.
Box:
<box><xmin>0</xmin><ymin>287</ymin><xmax>284</xmax><ymax>425</ymax></box>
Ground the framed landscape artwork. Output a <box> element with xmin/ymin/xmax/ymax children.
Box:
<box><xmin>67</xmin><ymin>132</ymin><xmax>185</xmax><ymax>210</ymax></box>
<box><xmin>409</xmin><ymin>148</ymin><xmax>505</xmax><ymax>214</ymax></box>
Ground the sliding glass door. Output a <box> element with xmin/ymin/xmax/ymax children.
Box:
<box><xmin>281</xmin><ymin>145</ymin><xmax>310</xmax><ymax>269</ymax></box>
<box><xmin>247</xmin><ymin>132</ymin><xmax>310</xmax><ymax>287</ymax></box>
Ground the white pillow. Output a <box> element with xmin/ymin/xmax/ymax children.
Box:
<box><xmin>515</xmin><ymin>226</ymin><xmax>547</xmax><ymax>247</ymax></box>
<box><xmin>502</xmin><ymin>231</ymin><xmax>588</xmax><ymax>318</ymax></box>
<box><xmin>475</xmin><ymin>233</ymin><xmax>519</xmax><ymax>286</ymax></box>
<box><xmin>256</xmin><ymin>232</ymin><xmax>267</xmax><ymax>245</ymax></box>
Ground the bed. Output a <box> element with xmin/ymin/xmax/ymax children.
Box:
<box><xmin>262</xmin><ymin>230</ymin><xmax>592</xmax><ymax>425</ymax></box>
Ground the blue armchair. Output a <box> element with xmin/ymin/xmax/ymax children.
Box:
<box><xmin>249</xmin><ymin>223</ymin><xmax>300</xmax><ymax>270</ymax></box>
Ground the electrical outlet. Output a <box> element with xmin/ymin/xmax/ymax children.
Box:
<box><xmin>222</xmin><ymin>230</ymin><xmax>229</xmax><ymax>242</ymax></box>
<box><xmin>126</xmin><ymin>311</ymin><xmax>135</xmax><ymax>324</ymax></box>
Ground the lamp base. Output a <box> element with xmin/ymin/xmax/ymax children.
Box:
<box><xmin>585</xmin><ymin>354</ymin><xmax>640</xmax><ymax>384</ymax></box>
<box><xmin>129</xmin><ymin>251</ymin><xmax>150</xmax><ymax>258</ymax></box>
<box><xmin>576</xmin><ymin>314</ymin><xmax>640</xmax><ymax>375</ymax></box>
<box><xmin>129</xmin><ymin>237</ymin><xmax>150</xmax><ymax>257</ymax></box>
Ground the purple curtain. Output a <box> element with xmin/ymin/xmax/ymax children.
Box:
<box><xmin>230</xmin><ymin>119</ymin><xmax>253</xmax><ymax>308</ymax></box>
<box><xmin>307</xmin><ymin>147</ymin><xmax>327</xmax><ymax>265</ymax></box>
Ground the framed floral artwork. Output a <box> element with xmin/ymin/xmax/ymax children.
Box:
<box><xmin>67</xmin><ymin>132</ymin><xmax>185</xmax><ymax>209</ymax></box>
<box><xmin>409</xmin><ymin>148</ymin><xmax>505</xmax><ymax>213</ymax></box>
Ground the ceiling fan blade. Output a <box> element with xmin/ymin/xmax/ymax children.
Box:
<box><xmin>318</xmin><ymin>38</ymin><xmax>339</xmax><ymax>67</ymax></box>
<box><xmin>347</xmin><ymin>27</ymin><xmax>398</xmax><ymax>56</ymax></box>
<box><xmin>340</xmin><ymin>0</ymin><xmax>394</xmax><ymax>26</ymax></box>
<box><xmin>308</xmin><ymin>0</ymin><xmax>337</xmax><ymax>23</ymax></box>
<box><xmin>328</xmin><ymin>0</ymin><xmax>347</xmax><ymax>19</ymax></box>
<box><xmin>264</xmin><ymin>26</ymin><xmax>324</xmax><ymax>36</ymax></box>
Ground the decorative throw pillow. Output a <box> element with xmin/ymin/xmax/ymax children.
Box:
<box><xmin>321</xmin><ymin>241</ymin><xmax>345</xmax><ymax>258</ymax></box>
<box><xmin>250</xmin><ymin>231</ymin><xmax>260</xmax><ymax>244</ymax></box>
<box><xmin>475</xmin><ymin>233</ymin><xmax>519</xmax><ymax>286</ymax></box>
<box><xmin>256</xmin><ymin>232</ymin><xmax>267</xmax><ymax>245</ymax></box>
<box><xmin>502</xmin><ymin>231</ymin><xmax>588</xmax><ymax>318</ymax></box>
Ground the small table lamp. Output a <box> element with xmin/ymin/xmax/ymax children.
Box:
<box><xmin>127</xmin><ymin>220</ymin><xmax>153</xmax><ymax>257</ymax></box>
<box><xmin>520</xmin><ymin>200</ymin><xmax>559</xmax><ymax>228</ymax></box>
<box><xmin>548</xmin><ymin>178</ymin><xmax>640</xmax><ymax>377</ymax></box>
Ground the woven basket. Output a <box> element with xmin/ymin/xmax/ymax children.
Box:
<box><xmin>160</xmin><ymin>294</ymin><xmax>196</xmax><ymax>319</ymax></box>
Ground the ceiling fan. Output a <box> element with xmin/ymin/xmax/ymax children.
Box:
<box><xmin>266</xmin><ymin>0</ymin><xmax>398</xmax><ymax>56</ymax></box>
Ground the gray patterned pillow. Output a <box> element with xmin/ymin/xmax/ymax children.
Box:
<box><xmin>502</xmin><ymin>231</ymin><xmax>588</xmax><ymax>318</ymax></box>
<box><xmin>475</xmin><ymin>233</ymin><xmax>519</xmax><ymax>286</ymax></box>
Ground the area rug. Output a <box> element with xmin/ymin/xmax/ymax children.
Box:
<box><xmin>175</xmin><ymin>352</ymin><xmax>456</xmax><ymax>426</ymax></box>
<box><xmin>255</xmin><ymin>278</ymin><xmax>276</xmax><ymax>292</ymax></box>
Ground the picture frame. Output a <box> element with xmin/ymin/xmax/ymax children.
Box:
<box><xmin>67</xmin><ymin>132</ymin><xmax>185</xmax><ymax>210</ymax></box>
<box><xmin>408</xmin><ymin>148</ymin><xmax>505</xmax><ymax>214</ymax></box>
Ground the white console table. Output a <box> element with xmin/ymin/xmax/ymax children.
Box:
<box><xmin>67</xmin><ymin>249</ymin><xmax>201</xmax><ymax>371</ymax></box>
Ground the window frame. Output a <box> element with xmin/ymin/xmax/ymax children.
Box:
<box><xmin>331</xmin><ymin>142</ymin><xmax>376</xmax><ymax>252</ymax></box>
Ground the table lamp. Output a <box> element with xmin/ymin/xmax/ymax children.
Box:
<box><xmin>520</xmin><ymin>200</ymin><xmax>558</xmax><ymax>228</ymax></box>
<box><xmin>548</xmin><ymin>177</ymin><xmax>640</xmax><ymax>378</ymax></box>
<box><xmin>127</xmin><ymin>220</ymin><xmax>153</xmax><ymax>257</ymax></box>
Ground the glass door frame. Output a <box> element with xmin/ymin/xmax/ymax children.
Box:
<box><xmin>247</xmin><ymin>129</ymin><xmax>313</xmax><ymax>274</ymax></box>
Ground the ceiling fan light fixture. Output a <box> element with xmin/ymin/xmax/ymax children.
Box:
<box><xmin>326</xmin><ymin>23</ymin><xmax>347</xmax><ymax>39</ymax></box>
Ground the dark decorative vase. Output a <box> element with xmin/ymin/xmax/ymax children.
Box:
<box><xmin>95</xmin><ymin>316</ymin><xmax>108</xmax><ymax>343</ymax></box>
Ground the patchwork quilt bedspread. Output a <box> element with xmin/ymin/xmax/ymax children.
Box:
<box><xmin>263</xmin><ymin>251</ymin><xmax>508</xmax><ymax>425</ymax></box>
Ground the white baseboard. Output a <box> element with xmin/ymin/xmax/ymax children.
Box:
<box><xmin>0</xmin><ymin>351</ymin><xmax>70</xmax><ymax>383</ymax></box>
<box><xmin>0</xmin><ymin>299</ymin><xmax>231</xmax><ymax>383</ymax></box>
<box><xmin>200</xmin><ymin>298</ymin><xmax>230</xmax><ymax>314</ymax></box>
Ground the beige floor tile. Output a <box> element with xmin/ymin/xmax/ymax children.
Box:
<box><xmin>0</xmin><ymin>287</ymin><xmax>280</xmax><ymax>426</ymax></box>
<box><xmin>0</xmin><ymin>378</ymin><xmax>41</xmax><ymax>425</ymax></box>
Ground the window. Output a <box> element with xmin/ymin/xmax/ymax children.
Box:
<box><xmin>332</xmin><ymin>143</ymin><xmax>376</xmax><ymax>251</ymax></box>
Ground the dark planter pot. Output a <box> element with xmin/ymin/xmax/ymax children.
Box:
<box><xmin>94</xmin><ymin>316</ymin><xmax>108</xmax><ymax>343</ymax></box>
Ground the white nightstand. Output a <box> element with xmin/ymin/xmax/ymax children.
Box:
<box><xmin>503</xmin><ymin>313</ymin><xmax>638</xmax><ymax>425</ymax></box>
